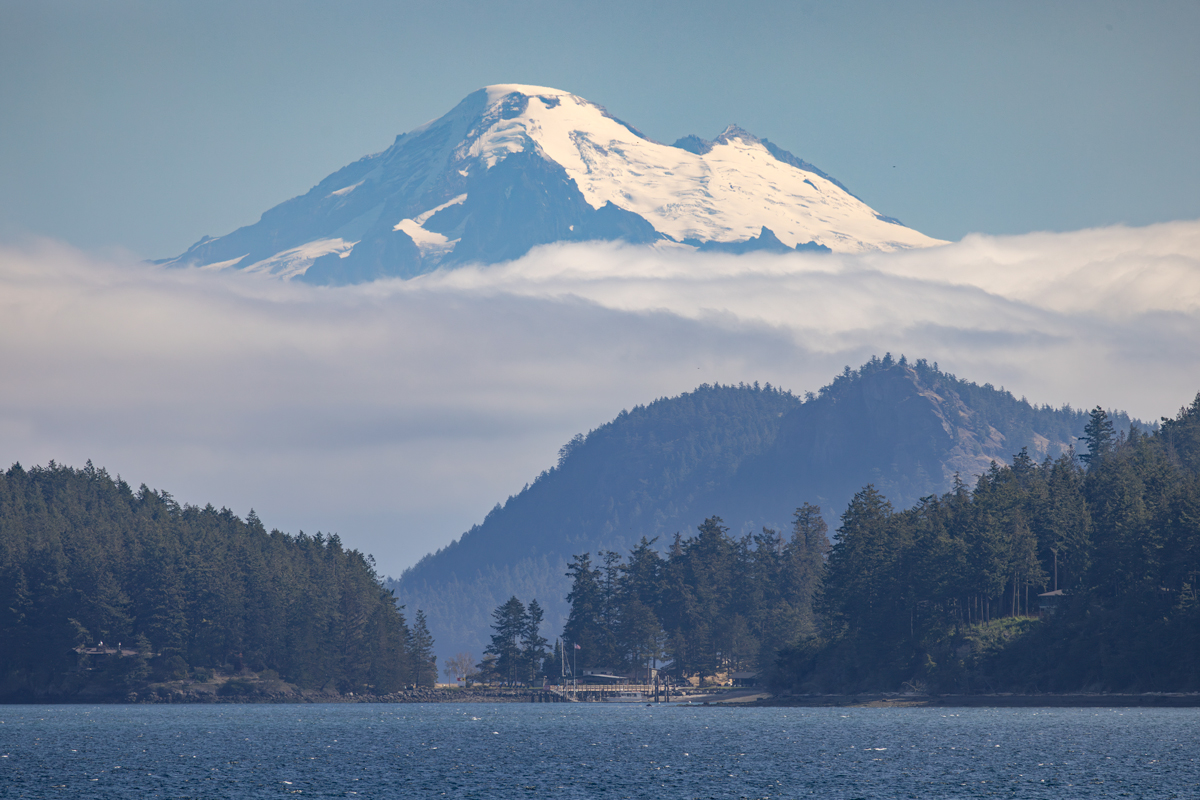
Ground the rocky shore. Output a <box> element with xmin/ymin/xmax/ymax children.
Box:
<box><xmin>110</xmin><ymin>684</ymin><xmax>544</xmax><ymax>705</ymax></box>
<box><xmin>14</xmin><ymin>678</ymin><xmax>1200</xmax><ymax>707</ymax></box>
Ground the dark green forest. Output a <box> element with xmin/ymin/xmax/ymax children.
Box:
<box><xmin>478</xmin><ymin>596</ymin><xmax>551</xmax><ymax>686</ymax></box>
<box><xmin>398</xmin><ymin>357</ymin><xmax>1120</xmax><ymax>664</ymax></box>
<box><xmin>0</xmin><ymin>461</ymin><xmax>434</xmax><ymax>702</ymax></box>
<box><xmin>576</xmin><ymin>396</ymin><xmax>1200</xmax><ymax>693</ymax></box>
<box><xmin>788</xmin><ymin>398</ymin><xmax>1200</xmax><ymax>693</ymax></box>
<box><xmin>5</xmin><ymin>361</ymin><xmax>1190</xmax><ymax>701</ymax></box>
<box><xmin>560</xmin><ymin>506</ymin><xmax>827</xmax><ymax>681</ymax></box>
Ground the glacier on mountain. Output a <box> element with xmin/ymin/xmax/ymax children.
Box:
<box><xmin>164</xmin><ymin>84</ymin><xmax>946</xmax><ymax>285</ymax></box>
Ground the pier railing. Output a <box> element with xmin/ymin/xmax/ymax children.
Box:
<box><xmin>534</xmin><ymin>684</ymin><xmax>681</xmax><ymax>702</ymax></box>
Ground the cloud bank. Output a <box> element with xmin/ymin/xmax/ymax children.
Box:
<box><xmin>2</xmin><ymin>221</ymin><xmax>1198</xmax><ymax>573</ymax></box>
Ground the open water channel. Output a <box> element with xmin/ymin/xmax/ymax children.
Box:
<box><xmin>2</xmin><ymin>703</ymin><xmax>1198</xmax><ymax>798</ymax></box>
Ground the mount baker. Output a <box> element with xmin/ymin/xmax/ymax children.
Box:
<box><xmin>166</xmin><ymin>84</ymin><xmax>945</xmax><ymax>285</ymax></box>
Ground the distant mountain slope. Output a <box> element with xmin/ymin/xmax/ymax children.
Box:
<box><xmin>164</xmin><ymin>85</ymin><xmax>945</xmax><ymax>284</ymax></box>
<box><xmin>393</xmin><ymin>358</ymin><xmax>1126</xmax><ymax>662</ymax></box>
<box><xmin>391</xmin><ymin>383</ymin><xmax>800</xmax><ymax>660</ymax></box>
<box><xmin>715</xmin><ymin>356</ymin><xmax>1105</xmax><ymax>525</ymax></box>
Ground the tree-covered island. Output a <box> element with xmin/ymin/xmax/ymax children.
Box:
<box><xmin>492</xmin><ymin>398</ymin><xmax>1200</xmax><ymax>696</ymax></box>
<box><xmin>4</xmin><ymin>378</ymin><xmax>1198</xmax><ymax>702</ymax></box>
<box><xmin>0</xmin><ymin>462</ymin><xmax>435</xmax><ymax>702</ymax></box>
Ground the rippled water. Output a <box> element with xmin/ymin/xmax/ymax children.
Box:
<box><xmin>2</xmin><ymin>703</ymin><xmax>1198</xmax><ymax>798</ymax></box>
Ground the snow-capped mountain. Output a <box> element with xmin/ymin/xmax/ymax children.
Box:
<box><xmin>166</xmin><ymin>84</ymin><xmax>946</xmax><ymax>284</ymax></box>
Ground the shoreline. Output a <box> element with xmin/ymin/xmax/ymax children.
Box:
<box><xmin>7</xmin><ymin>688</ymin><xmax>1200</xmax><ymax>707</ymax></box>
<box><xmin>724</xmin><ymin>692</ymin><xmax>1200</xmax><ymax>708</ymax></box>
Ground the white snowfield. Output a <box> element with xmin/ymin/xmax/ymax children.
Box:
<box><xmin>392</xmin><ymin>194</ymin><xmax>466</xmax><ymax>259</ymax></box>
<box><xmin>243</xmin><ymin>238</ymin><xmax>354</xmax><ymax>279</ymax></box>
<box><xmin>444</xmin><ymin>84</ymin><xmax>945</xmax><ymax>253</ymax></box>
<box><xmin>175</xmin><ymin>83</ymin><xmax>945</xmax><ymax>278</ymax></box>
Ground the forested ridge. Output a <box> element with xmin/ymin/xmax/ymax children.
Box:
<box><xmin>394</xmin><ymin>382</ymin><xmax>801</xmax><ymax>660</ymax></box>
<box><xmin>569</xmin><ymin>394</ymin><xmax>1200</xmax><ymax>693</ymax></box>
<box><xmin>0</xmin><ymin>462</ymin><xmax>434</xmax><ymax>702</ymax></box>
<box><xmin>5</xmin><ymin>361</ymin><xmax>1186</xmax><ymax>701</ymax></box>
<box><xmin>786</xmin><ymin>396</ymin><xmax>1200</xmax><ymax>693</ymax></box>
<box><xmin>397</xmin><ymin>357</ymin><xmax>1117</xmax><ymax>663</ymax></box>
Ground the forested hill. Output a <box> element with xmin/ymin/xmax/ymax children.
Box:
<box><xmin>779</xmin><ymin>396</ymin><xmax>1200</xmax><ymax>693</ymax></box>
<box><xmin>716</xmin><ymin>355</ymin><xmax>1123</xmax><ymax>528</ymax></box>
<box><xmin>394</xmin><ymin>356</ymin><xmax>1128</xmax><ymax>662</ymax></box>
<box><xmin>393</xmin><ymin>383</ymin><xmax>801</xmax><ymax>662</ymax></box>
<box><xmin>0</xmin><ymin>462</ymin><xmax>433</xmax><ymax>702</ymax></box>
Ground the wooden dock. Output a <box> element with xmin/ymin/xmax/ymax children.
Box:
<box><xmin>532</xmin><ymin>684</ymin><xmax>680</xmax><ymax>703</ymax></box>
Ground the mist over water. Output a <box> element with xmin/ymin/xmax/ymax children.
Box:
<box><xmin>3</xmin><ymin>704</ymin><xmax>1198</xmax><ymax>798</ymax></box>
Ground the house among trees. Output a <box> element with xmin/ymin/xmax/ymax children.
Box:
<box><xmin>1037</xmin><ymin>589</ymin><xmax>1065</xmax><ymax>615</ymax></box>
<box><xmin>731</xmin><ymin>671</ymin><xmax>760</xmax><ymax>687</ymax></box>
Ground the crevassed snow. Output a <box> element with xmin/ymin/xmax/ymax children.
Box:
<box><xmin>241</xmin><ymin>238</ymin><xmax>355</xmax><ymax>279</ymax></box>
<box><xmin>462</xmin><ymin>85</ymin><xmax>944</xmax><ymax>253</ymax></box>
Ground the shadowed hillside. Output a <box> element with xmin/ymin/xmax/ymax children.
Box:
<box><xmin>393</xmin><ymin>357</ymin><xmax>1131</xmax><ymax>662</ymax></box>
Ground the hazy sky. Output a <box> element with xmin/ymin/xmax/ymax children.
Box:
<box><xmin>2</xmin><ymin>1</ymin><xmax>1199</xmax><ymax>576</ymax></box>
<box><xmin>2</xmin><ymin>0</ymin><xmax>1199</xmax><ymax>257</ymax></box>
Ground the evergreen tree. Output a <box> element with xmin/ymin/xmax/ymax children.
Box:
<box><xmin>410</xmin><ymin>609</ymin><xmax>437</xmax><ymax>688</ymax></box>
<box><xmin>616</xmin><ymin>596</ymin><xmax>663</xmax><ymax>679</ymax></box>
<box><xmin>563</xmin><ymin>554</ymin><xmax>603</xmax><ymax>671</ymax></box>
<box><xmin>475</xmin><ymin>653</ymin><xmax>500</xmax><ymax>684</ymax></box>
<box><xmin>819</xmin><ymin>486</ymin><xmax>897</xmax><ymax>638</ymax></box>
<box><xmin>521</xmin><ymin>599</ymin><xmax>550</xmax><ymax>682</ymax></box>
<box><xmin>485</xmin><ymin>596</ymin><xmax>527</xmax><ymax>685</ymax></box>
<box><xmin>549</xmin><ymin>639</ymin><xmax>565</xmax><ymax>683</ymax></box>
<box><xmin>0</xmin><ymin>461</ymin><xmax>421</xmax><ymax>700</ymax></box>
<box><xmin>1080</xmin><ymin>406</ymin><xmax>1116</xmax><ymax>466</ymax></box>
<box><xmin>784</xmin><ymin>503</ymin><xmax>829</xmax><ymax>635</ymax></box>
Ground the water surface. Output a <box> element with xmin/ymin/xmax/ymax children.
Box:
<box><xmin>2</xmin><ymin>703</ymin><xmax>1197</xmax><ymax>798</ymax></box>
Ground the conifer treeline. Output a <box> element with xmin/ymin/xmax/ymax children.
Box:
<box><xmin>478</xmin><ymin>597</ymin><xmax>550</xmax><ymax>685</ymax></box>
<box><xmin>561</xmin><ymin>505</ymin><xmax>827</xmax><ymax>679</ymax></box>
<box><xmin>0</xmin><ymin>462</ymin><xmax>434</xmax><ymax>701</ymax></box>
<box><xmin>788</xmin><ymin>400</ymin><xmax>1200</xmax><ymax>692</ymax></box>
<box><xmin>568</xmin><ymin>398</ymin><xmax>1200</xmax><ymax>693</ymax></box>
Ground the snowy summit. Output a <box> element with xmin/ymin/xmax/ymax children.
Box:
<box><xmin>166</xmin><ymin>84</ymin><xmax>946</xmax><ymax>284</ymax></box>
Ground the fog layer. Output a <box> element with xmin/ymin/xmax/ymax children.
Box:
<box><xmin>2</xmin><ymin>220</ymin><xmax>1197</xmax><ymax>573</ymax></box>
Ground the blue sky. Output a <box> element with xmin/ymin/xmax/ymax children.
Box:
<box><xmin>2</xmin><ymin>0</ymin><xmax>1198</xmax><ymax>258</ymax></box>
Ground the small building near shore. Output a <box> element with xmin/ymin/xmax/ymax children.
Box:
<box><xmin>1038</xmin><ymin>589</ymin><xmax>1065</xmax><ymax>614</ymax></box>
<box><xmin>731</xmin><ymin>671</ymin><xmax>760</xmax><ymax>687</ymax></box>
<box><xmin>578</xmin><ymin>667</ymin><xmax>660</xmax><ymax>685</ymax></box>
<box><xmin>579</xmin><ymin>670</ymin><xmax>628</xmax><ymax>685</ymax></box>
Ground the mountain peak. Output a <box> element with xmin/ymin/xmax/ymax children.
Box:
<box><xmin>482</xmin><ymin>83</ymin><xmax>571</xmax><ymax>100</ymax></box>
<box><xmin>715</xmin><ymin>123</ymin><xmax>759</xmax><ymax>144</ymax></box>
<box><xmin>166</xmin><ymin>85</ymin><xmax>946</xmax><ymax>284</ymax></box>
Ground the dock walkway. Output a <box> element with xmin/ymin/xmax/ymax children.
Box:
<box><xmin>534</xmin><ymin>684</ymin><xmax>681</xmax><ymax>703</ymax></box>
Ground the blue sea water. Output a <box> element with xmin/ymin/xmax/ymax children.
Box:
<box><xmin>1</xmin><ymin>703</ymin><xmax>1197</xmax><ymax>798</ymax></box>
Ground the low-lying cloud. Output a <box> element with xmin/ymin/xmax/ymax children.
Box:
<box><xmin>2</xmin><ymin>220</ymin><xmax>1198</xmax><ymax>573</ymax></box>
